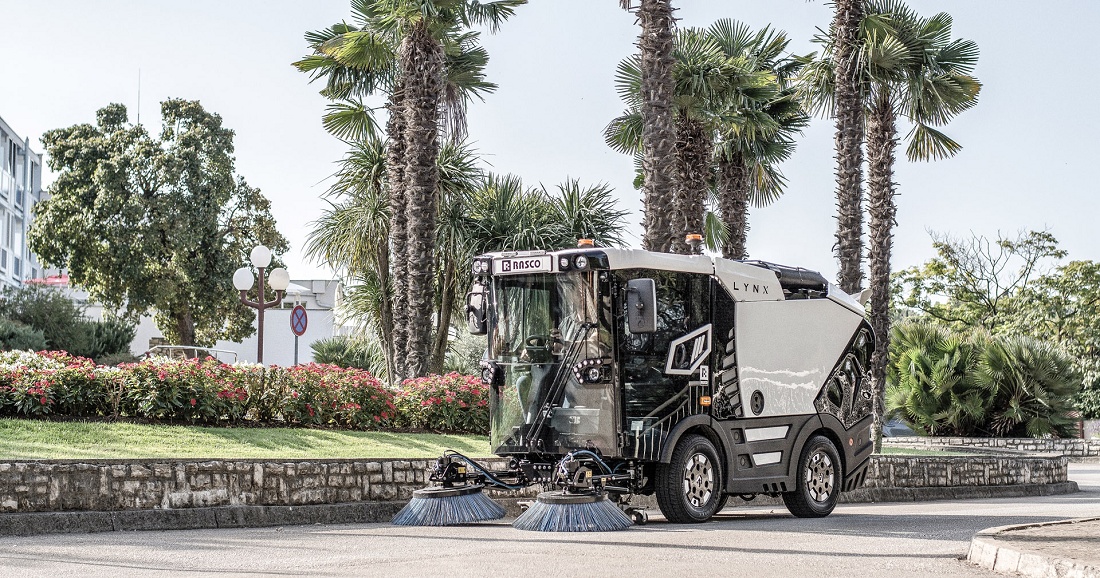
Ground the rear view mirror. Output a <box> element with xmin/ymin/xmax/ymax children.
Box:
<box><xmin>466</xmin><ymin>288</ymin><xmax>488</xmax><ymax>335</ymax></box>
<box><xmin>626</xmin><ymin>278</ymin><xmax>657</xmax><ymax>334</ymax></box>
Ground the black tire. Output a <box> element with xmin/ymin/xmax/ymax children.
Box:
<box><xmin>782</xmin><ymin>434</ymin><xmax>841</xmax><ymax>518</ymax></box>
<box><xmin>655</xmin><ymin>434</ymin><xmax>724</xmax><ymax>523</ymax></box>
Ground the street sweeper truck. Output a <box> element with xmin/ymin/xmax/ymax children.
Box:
<box><xmin>394</xmin><ymin>239</ymin><xmax>876</xmax><ymax>531</ymax></box>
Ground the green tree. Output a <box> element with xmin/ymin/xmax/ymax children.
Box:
<box><xmin>1009</xmin><ymin>260</ymin><xmax>1100</xmax><ymax>418</ymax></box>
<box><xmin>894</xmin><ymin>230</ymin><xmax>1064</xmax><ymax>331</ymax></box>
<box><xmin>29</xmin><ymin>101</ymin><xmax>288</xmax><ymax>347</ymax></box>
<box><xmin>620</xmin><ymin>0</ymin><xmax>678</xmax><ymax>253</ymax></box>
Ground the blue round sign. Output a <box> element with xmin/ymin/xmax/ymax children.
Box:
<box><xmin>290</xmin><ymin>305</ymin><xmax>308</xmax><ymax>336</ymax></box>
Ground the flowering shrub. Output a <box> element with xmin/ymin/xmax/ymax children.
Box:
<box><xmin>0</xmin><ymin>351</ymin><xmax>111</xmax><ymax>417</ymax></box>
<box><xmin>394</xmin><ymin>372</ymin><xmax>489</xmax><ymax>434</ymax></box>
<box><xmin>0</xmin><ymin>350</ymin><xmax>460</xmax><ymax>432</ymax></box>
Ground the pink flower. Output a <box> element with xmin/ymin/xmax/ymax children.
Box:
<box><xmin>190</xmin><ymin>398</ymin><xmax>197</xmax><ymax>406</ymax></box>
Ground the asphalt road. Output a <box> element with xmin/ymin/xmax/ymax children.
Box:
<box><xmin>2</xmin><ymin>464</ymin><xmax>1098</xmax><ymax>578</ymax></box>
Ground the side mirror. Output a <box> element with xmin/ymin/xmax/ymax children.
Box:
<box><xmin>466</xmin><ymin>289</ymin><xmax>488</xmax><ymax>335</ymax></box>
<box><xmin>626</xmin><ymin>278</ymin><xmax>657</xmax><ymax>334</ymax></box>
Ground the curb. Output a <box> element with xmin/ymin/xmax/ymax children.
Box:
<box><xmin>967</xmin><ymin>518</ymin><xmax>1100</xmax><ymax>578</ymax></box>
<box><xmin>0</xmin><ymin>482</ymin><xmax>1079</xmax><ymax>537</ymax></box>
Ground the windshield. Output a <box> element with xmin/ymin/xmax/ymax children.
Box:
<box><xmin>487</xmin><ymin>272</ymin><xmax>617</xmax><ymax>456</ymax></box>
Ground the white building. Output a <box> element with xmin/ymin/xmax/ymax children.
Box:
<box><xmin>77</xmin><ymin>279</ymin><xmax>344</xmax><ymax>366</ymax></box>
<box><xmin>0</xmin><ymin>114</ymin><xmax>46</xmax><ymax>288</ymax></box>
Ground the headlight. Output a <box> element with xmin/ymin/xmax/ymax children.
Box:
<box><xmin>472</xmin><ymin>260</ymin><xmax>484</xmax><ymax>274</ymax></box>
<box><xmin>586</xmin><ymin>367</ymin><xmax>602</xmax><ymax>382</ymax></box>
<box><xmin>574</xmin><ymin>255</ymin><xmax>589</xmax><ymax>270</ymax></box>
<box><xmin>558</xmin><ymin>256</ymin><xmax>570</xmax><ymax>270</ymax></box>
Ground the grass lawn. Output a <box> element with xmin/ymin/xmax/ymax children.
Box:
<box><xmin>0</xmin><ymin>418</ymin><xmax>491</xmax><ymax>460</ymax></box>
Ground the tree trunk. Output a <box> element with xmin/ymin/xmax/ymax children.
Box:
<box><xmin>386</xmin><ymin>82</ymin><xmax>409</xmax><ymax>381</ymax></box>
<box><xmin>832</xmin><ymin>0</ymin><xmax>866</xmax><ymax>294</ymax></box>
<box><xmin>175</xmin><ymin>309</ymin><xmax>196</xmax><ymax>346</ymax></box>
<box><xmin>718</xmin><ymin>154</ymin><xmax>750</xmax><ymax>260</ymax></box>
<box><xmin>400</xmin><ymin>21</ymin><xmax>444</xmax><ymax>379</ymax></box>
<box><xmin>671</xmin><ymin>116</ymin><xmax>710</xmax><ymax>254</ymax></box>
<box><xmin>374</xmin><ymin>244</ymin><xmax>396</xmax><ymax>386</ymax></box>
<box><xmin>430</xmin><ymin>256</ymin><xmax>456</xmax><ymax>374</ymax></box>
<box><xmin>636</xmin><ymin>0</ymin><xmax>678</xmax><ymax>253</ymax></box>
<box><xmin>867</xmin><ymin>91</ymin><xmax>897</xmax><ymax>452</ymax></box>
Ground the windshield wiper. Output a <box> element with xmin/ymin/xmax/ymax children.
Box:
<box><xmin>525</xmin><ymin>321</ymin><xmax>593</xmax><ymax>450</ymax></box>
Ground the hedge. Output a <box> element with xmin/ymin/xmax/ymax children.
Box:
<box><xmin>0</xmin><ymin>350</ymin><xmax>489</xmax><ymax>434</ymax></box>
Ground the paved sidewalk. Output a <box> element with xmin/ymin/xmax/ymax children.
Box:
<box><xmin>968</xmin><ymin>517</ymin><xmax>1100</xmax><ymax>577</ymax></box>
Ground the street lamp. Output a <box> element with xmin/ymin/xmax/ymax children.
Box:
<box><xmin>233</xmin><ymin>245</ymin><xmax>290</xmax><ymax>364</ymax></box>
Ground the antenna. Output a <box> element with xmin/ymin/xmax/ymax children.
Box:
<box><xmin>136</xmin><ymin>68</ymin><xmax>141</xmax><ymax>125</ymax></box>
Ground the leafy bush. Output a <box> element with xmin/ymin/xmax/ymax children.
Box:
<box><xmin>89</xmin><ymin>318</ymin><xmax>137</xmax><ymax>360</ymax></box>
<box><xmin>393</xmin><ymin>373</ymin><xmax>489</xmax><ymax>434</ymax></box>
<box><xmin>976</xmin><ymin>336</ymin><xmax>1079</xmax><ymax>437</ymax></box>
<box><xmin>310</xmin><ymin>335</ymin><xmax>388</xmax><ymax>379</ymax></box>
<box><xmin>0</xmin><ymin>285</ymin><xmax>95</xmax><ymax>355</ymax></box>
<box><xmin>887</xmin><ymin>320</ymin><xmax>1080</xmax><ymax>437</ymax></box>
<box><xmin>0</xmin><ymin>318</ymin><xmax>47</xmax><ymax>351</ymax></box>
<box><xmin>0</xmin><ymin>286</ymin><xmax>135</xmax><ymax>359</ymax></box>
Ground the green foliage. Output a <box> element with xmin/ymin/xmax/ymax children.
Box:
<box><xmin>893</xmin><ymin>230</ymin><xmax>1064</xmax><ymax>330</ymax></box>
<box><xmin>0</xmin><ymin>285</ymin><xmax>93</xmax><ymax>354</ymax></box>
<box><xmin>29</xmin><ymin>100</ymin><xmax>289</xmax><ymax>347</ymax></box>
<box><xmin>0</xmin><ymin>285</ymin><xmax>135</xmax><ymax>359</ymax></box>
<box><xmin>310</xmin><ymin>335</ymin><xmax>388</xmax><ymax>378</ymax></box>
<box><xmin>895</xmin><ymin>230</ymin><xmax>1100</xmax><ymax>419</ymax></box>
<box><xmin>977</xmin><ymin>335</ymin><xmax>1080</xmax><ymax>437</ymax></box>
<box><xmin>0</xmin><ymin>319</ymin><xmax>46</xmax><ymax>351</ymax></box>
<box><xmin>887</xmin><ymin>321</ymin><xmax>1080</xmax><ymax>437</ymax></box>
<box><xmin>392</xmin><ymin>372</ymin><xmax>489</xmax><ymax>433</ymax></box>
<box><xmin>462</xmin><ymin>173</ymin><xmax>627</xmax><ymax>254</ymax></box>
<box><xmin>444</xmin><ymin>330</ymin><xmax>485</xmax><ymax>375</ymax></box>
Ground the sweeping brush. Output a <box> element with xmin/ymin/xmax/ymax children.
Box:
<box><xmin>512</xmin><ymin>491</ymin><xmax>633</xmax><ymax>532</ymax></box>
<box><xmin>392</xmin><ymin>485</ymin><xmax>506</xmax><ymax>526</ymax></box>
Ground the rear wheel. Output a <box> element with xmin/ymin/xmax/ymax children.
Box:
<box><xmin>782</xmin><ymin>435</ymin><xmax>841</xmax><ymax>518</ymax></box>
<box><xmin>656</xmin><ymin>434</ymin><xmax>724</xmax><ymax>523</ymax></box>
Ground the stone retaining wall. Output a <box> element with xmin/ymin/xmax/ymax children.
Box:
<box><xmin>861</xmin><ymin>455</ymin><xmax>1067</xmax><ymax>488</ymax></box>
<box><xmin>0</xmin><ymin>454</ymin><xmax>1068</xmax><ymax>515</ymax></box>
<box><xmin>886</xmin><ymin>436</ymin><xmax>1100</xmax><ymax>457</ymax></box>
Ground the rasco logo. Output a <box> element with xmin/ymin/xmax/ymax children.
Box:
<box><xmin>496</xmin><ymin>256</ymin><xmax>550</xmax><ymax>274</ymax></box>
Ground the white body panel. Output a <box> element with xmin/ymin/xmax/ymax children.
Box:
<box><xmin>601</xmin><ymin>248</ymin><xmax>713</xmax><ymax>275</ymax></box>
<box><xmin>713</xmin><ymin>258</ymin><xmax>783</xmax><ymax>302</ymax></box>
<box><xmin>735</xmin><ymin>299</ymin><xmax>863</xmax><ymax>418</ymax></box>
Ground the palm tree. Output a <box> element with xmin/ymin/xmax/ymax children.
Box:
<box><xmin>803</xmin><ymin>0</ymin><xmax>980</xmax><ymax>447</ymax></box>
<box><xmin>606</xmin><ymin>21</ymin><xmax>802</xmax><ymax>256</ymax></box>
<box><xmin>833</xmin><ymin>0</ymin><xmax>866</xmax><ymax>295</ymax></box>
<box><xmin>708</xmin><ymin>19</ymin><xmax>808</xmax><ymax>259</ymax></box>
<box><xmin>620</xmin><ymin>0</ymin><xmax>678</xmax><ymax>253</ymax></box>
<box><xmin>296</xmin><ymin>0</ymin><xmax>524</xmax><ymax>379</ymax></box>
<box><xmin>864</xmin><ymin>2</ymin><xmax>980</xmax><ymax>448</ymax></box>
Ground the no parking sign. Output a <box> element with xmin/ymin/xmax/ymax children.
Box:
<box><xmin>290</xmin><ymin>305</ymin><xmax>308</xmax><ymax>336</ymax></box>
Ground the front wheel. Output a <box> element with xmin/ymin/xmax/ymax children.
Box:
<box><xmin>655</xmin><ymin>434</ymin><xmax>725</xmax><ymax>523</ymax></box>
<box><xmin>782</xmin><ymin>434</ymin><xmax>841</xmax><ymax>518</ymax></box>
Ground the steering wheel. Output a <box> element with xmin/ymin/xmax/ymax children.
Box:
<box><xmin>525</xmin><ymin>335</ymin><xmax>550</xmax><ymax>348</ymax></box>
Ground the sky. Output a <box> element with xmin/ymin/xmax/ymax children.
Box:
<box><xmin>1</xmin><ymin>0</ymin><xmax>1097</xmax><ymax>283</ymax></box>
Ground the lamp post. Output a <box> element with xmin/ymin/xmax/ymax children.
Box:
<box><xmin>233</xmin><ymin>246</ymin><xmax>290</xmax><ymax>364</ymax></box>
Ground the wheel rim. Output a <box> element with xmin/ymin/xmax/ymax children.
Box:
<box><xmin>682</xmin><ymin>452</ymin><xmax>714</xmax><ymax>508</ymax></box>
<box><xmin>805</xmin><ymin>450</ymin><xmax>835</xmax><ymax>503</ymax></box>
